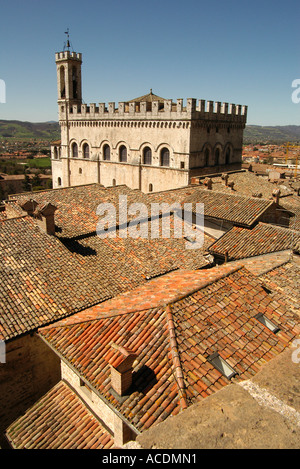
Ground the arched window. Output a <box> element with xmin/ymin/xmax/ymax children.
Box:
<box><xmin>103</xmin><ymin>144</ymin><xmax>111</xmax><ymax>161</ymax></box>
<box><xmin>79</xmin><ymin>168</ymin><xmax>82</xmax><ymax>174</ymax></box>
<box><xmin>83</xmin><ymin>143</ymin><xmax>90</xmax><ymax>159</ymax></box>
<box><xmin>58</xmin><ymin>177</ymin><xmax>62</xmax><ymax>186</ymax></box>
<box><xmin>60</xmin><ymin>66</ymin><xmax>65</xmax><ymax>99</ymax></box>
<box><xmin>149</xmin><ymin>183</ymin><xmax>153</xmax><ymax>192</ymax></box>
<box><xmin>204</xmin><ymin>148</ymin><xmax>210</xmax><ymax>166</ymax></box>
<box><xmin>72</xmin><ymin>66</ymin><xmax>78</xmax><ymax>99</ymax></box>
<box><xmin>71</xmin><ymin>142</ymin><xmax>78</xmax><ymax>158</ymax></box>
<box><xmin>53</xmin><ymin>147</ymin><xmax>58</xmax><ymax>159</ymax></box>
<box><xmin>215</xmin><ymin>148</ymin><xmax>220</xmax><ymax>166</ymax></box>
<box><xmin>143</xmin><ymin>146</ymin><xmax>152</xmax><ymax>165</ymax></box>
<box><xmin>225</xmin><ymin>147</ymin><xmax>231</xmax><ymax>164</ymax></box>
<box><xmin>119</xmin><ymin>145</ymin><xmax>127</xmax><ymax>162</ymax></box>
<box><xmin>160</xmin><ymin>147</ymin><xmax>170</xmax><ymax>167</ymax></box>
<box><xmin>112</xmin><ymin>179</ymin><xmax>116</xmax><ymax>186</ymax></box>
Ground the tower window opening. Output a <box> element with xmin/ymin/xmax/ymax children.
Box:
<box><xmin>60</xmin><ymin>66</ymin><xmax>65</xmax><ymax>99</ymax></box>
<box><xmin>72</xmin><ymin>66</ymin><xmax>78</xmax><ymax>99</ymax></box>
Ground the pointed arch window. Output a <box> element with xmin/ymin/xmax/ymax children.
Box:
<box><xmin>215</xmin><ymin>148</ymin><xmax>220</xmax><ymax>166</ymax></box>
<box><xmin>160</xmin><ymin>147</ymin><xmax>170</xmax><ymax>167</ymax></box>
<box><xmin>143</xmin><ymin>146</ymin><xmax>152</xmax><ymax>165</ymax></box>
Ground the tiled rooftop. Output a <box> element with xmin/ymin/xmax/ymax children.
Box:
<box><xmin>38</xmin><ymin>265</ymin><xmax>300</xmax><ymax>437</ymax></box>
<box><xmin>5</xmin><ymin>381</ymin><xmax>114</xmax><ymax>449</ymax></box>
<box><xmin>209</xmin><ymin>222</ymin><xmax>300</xmax><ymax>261</ymax></box>
<box><xmin>0</xmin><ymin>216</ymin><xmax>116</xmax><ymax>341</ymax></box>
<box><xmin>147</xmin><ymin>185</ymin><xmax>274</xmax><ymax>227</ymax></box>
<box><xmin>0</xmin><ymin>186</ymin><xmax>217</xmax><ymax>341</ymax></box>
<box><xmin>8</xmin><ymin>184</ymin><xmax>149</xmax><ymax>238</ymax></box>
<box><xmin>208</xmin><ymin>171</ymin><xmax>294</xmax><ymax>199</ymax></box>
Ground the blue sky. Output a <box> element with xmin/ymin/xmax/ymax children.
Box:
<box><xmin>0</xmin><ymin>0</ymin><xmax>299</xmax><ymax>125</ymax></box>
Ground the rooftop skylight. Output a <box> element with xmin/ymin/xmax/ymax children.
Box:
<box><xmin>208</xmin><ymin>352</ymin><xmax>237</xmax><ymax>379</ymax></box>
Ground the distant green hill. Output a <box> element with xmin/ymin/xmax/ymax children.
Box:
<box><xmin>244</xmin><ymin>125</ymin><xmax>300</xmax><ymax>144</ymax></box>
<box><xmin>0</xmin><ymin>119</ymin><xmax>299</xmax><ymax>144</ymax></box>
<box><xmin>0</xmin><ymin>120</ymin><xmax>60</xmax><ymax>140</ymax></box>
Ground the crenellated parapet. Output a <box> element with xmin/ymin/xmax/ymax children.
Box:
<box><xmin>59</xmin><ymin>98</ymin><xmax>247</xmax><ymax>123</ymax></box>
<box><xmin>55</xmin><ymin>51</ymin><xmax>82</xmax><ymax>62</ymax></box>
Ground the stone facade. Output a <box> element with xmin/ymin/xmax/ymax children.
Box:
<box><xmin>51</xmin><ymin>50</ymin><xmax>247</xmax><ymax>192</ymax></box>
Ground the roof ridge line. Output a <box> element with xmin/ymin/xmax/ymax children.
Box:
<box><xmin>165</xmin><ymin>304</ymin><xmax>188</xmax><ymax>411</ymax></box>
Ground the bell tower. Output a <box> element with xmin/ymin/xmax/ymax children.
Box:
<box><xmin>55</xmin><ymin>31</ymin><xmax>82</xmax><ymax>108</ymax></box>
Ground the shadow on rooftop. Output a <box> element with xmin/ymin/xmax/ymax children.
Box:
<box><xmin>59</xmin><ymin>237</ymin><xmax>97</xmax><ymax>257</ymax></box>
<box><xmin>132</xmin><ymin>365</ymin><xmax>158</xmax><ymax>394</ymax></box>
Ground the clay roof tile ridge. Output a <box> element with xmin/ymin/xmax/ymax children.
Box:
<box><xmin>165</xmin><ymin>305</ymin><xmax>188</xmax><ymax>410</ymax></box>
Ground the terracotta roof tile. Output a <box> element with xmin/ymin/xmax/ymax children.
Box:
<box><xmin>209</xmin><ymin>223</ymin><xmax>300</xmax><ymax>261</ymax></box>
<box><xmin>5</xmin><ymin>381</ymin><xmax>114</xmax><ymax>449</ymax></box>
<box><xmin>37</xmin><ymin>265</ymin><xmax>299</xmax><ymax>437</ymax></box>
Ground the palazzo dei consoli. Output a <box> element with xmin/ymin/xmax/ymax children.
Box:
<box><xmin>51</xmin><ymin>48</ymin><xmax>247</xmax><ymax>193</ymax></box>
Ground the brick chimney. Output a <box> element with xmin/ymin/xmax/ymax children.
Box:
<box><xmin>272</xmin><ymin>189</ymin><xmax>281</xmax><ymax>205</ymax></box>
<box><xmin>109</xmin><ymin>343</ymin><xmax>137</xmax><ymax>397</ymax></box>
<box><xmin>221</xmin><ymin>173</ymin><xmax>229</xmax><ymax>186</ymax></box>
<box><xmin>34</xmin><ymin>203</ymin><xmax>57</xmax><ymax>235</ymax></box>
<box><xmin>203</xmin><ymin>177</ymin><xmax>212</xmax><ymax>190</ymax></box>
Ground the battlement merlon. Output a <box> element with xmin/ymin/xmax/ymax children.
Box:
<box><xmin>55</xmin><ymin>51</ymin><xmax>82</xmax><ymax>62</ymax></box>
<box><xmin>59</xmin><ymin>98</ymin><xmax>247</xmax><ymax>123</ymax></box>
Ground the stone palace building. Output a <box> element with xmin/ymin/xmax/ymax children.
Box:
<box><xmin>51</xmin><ymin>48</ymin><xmax>247</xmax><ymax>192</ymax></box>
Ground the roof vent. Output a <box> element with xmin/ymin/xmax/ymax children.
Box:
<box><xmin>109</xmin><ymin>343</ymin><xmax>137</xmax><ymax>397</ymax></box>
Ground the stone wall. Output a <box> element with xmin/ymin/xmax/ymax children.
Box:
<box><xmin>0</xmin><ymin>334</ymin><xmax>60</xmax><ymax>445</ymax></box>
<box><xmin>61</xmin><ymin>361</ymin><xmax>137</xmax><ymax>446</ymax></box>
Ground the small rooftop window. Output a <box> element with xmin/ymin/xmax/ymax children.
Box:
<box><xmin>208</xmin><ymin>352</ymin><xmax>237</xmax><ymax>379</ymax></box>
<box><xmin>261</xmin><ymin>285</ymin><xmax>272</xmax><ymax>294</ymax></box>
<box><xmin>255</xmin><ymin>313</ymin><xmax>280</xmax><ymax>334</ymax></box>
